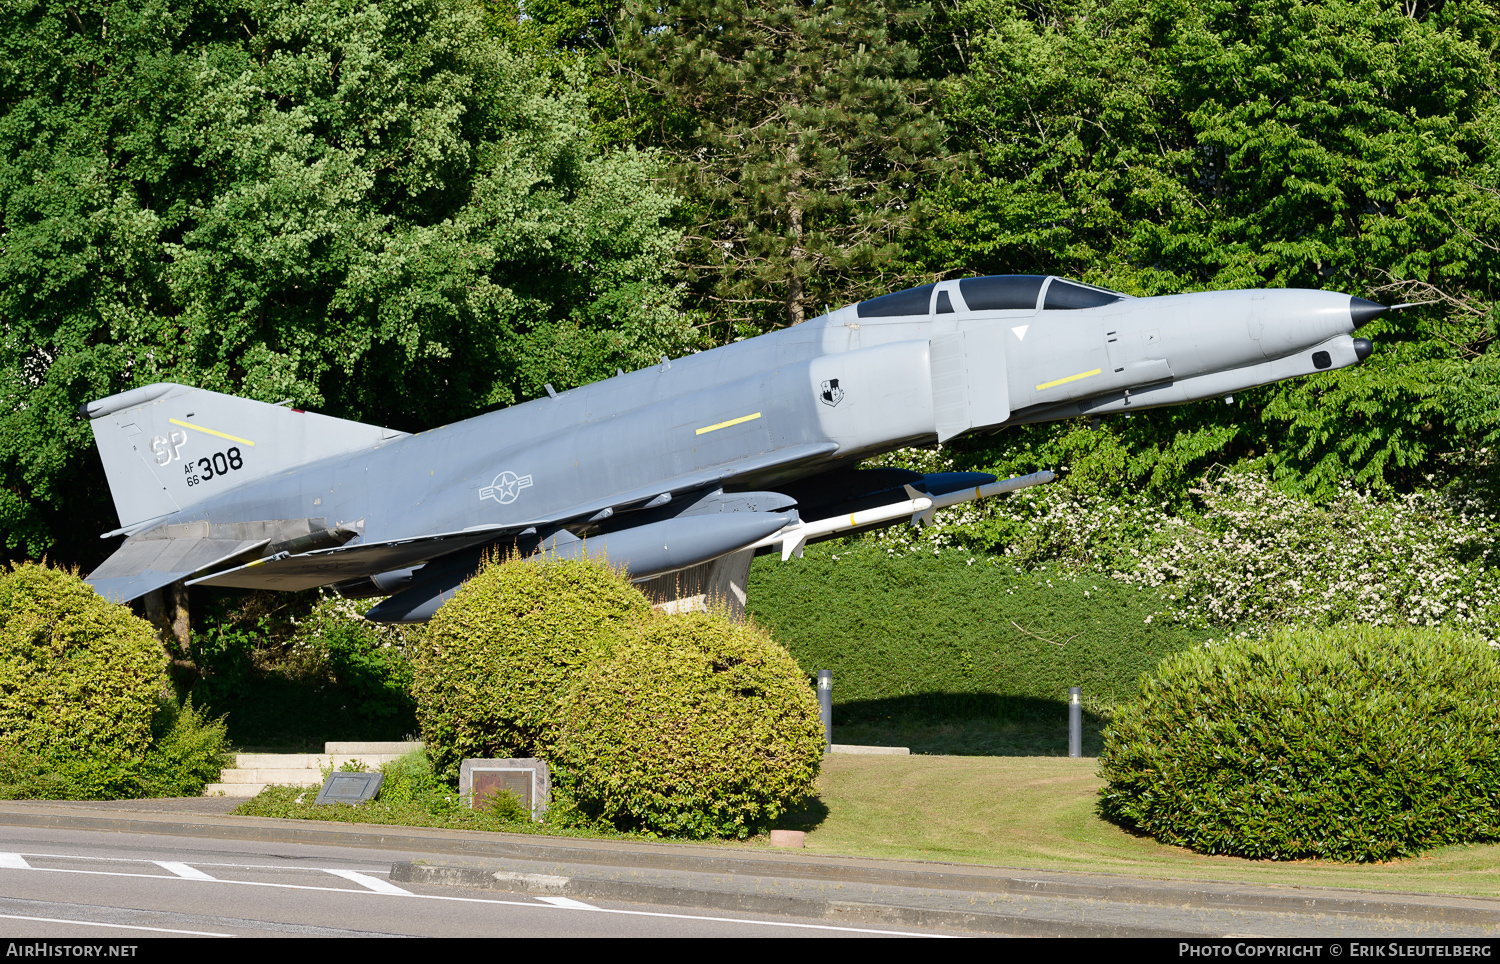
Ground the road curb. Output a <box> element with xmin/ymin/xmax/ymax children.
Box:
<box><xmin>1</xmin><ymin>801</ymin><xmax>1497</xmax><ymax>932</ymax></box>
<box><xmin>389</xmin><ymin>860</ymin><xmax>1184</xmax><ymax>936</ymax></box>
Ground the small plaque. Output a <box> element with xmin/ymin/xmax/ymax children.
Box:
<box><xmin>313</xmin><ymin>771</ymin><xmax>384</xmax><ymax>806</ymax></box>
<box><xmin>473</xmin><ymin>769</ymin><xmax>533</xmax><ymax>812</ymax></box>
<box><xmin>459</xmin><ymin>758</ymin><xmax>550</xmax><ymax>820</ymax></box>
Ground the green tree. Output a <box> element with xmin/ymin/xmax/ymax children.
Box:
<box><xmin>610</xmin><ymin>0</ymin><xmax>949</xmax><ymax>337</ymax></box>
<box><xmin>0</xmin><ymin>0</ymin><xmax>694</xmax><ymax>566</ymax></box>
<box><xmin>926</xmin><ymin>0</ymin><xmax>1500</xmax><ymax>498</ymax></box>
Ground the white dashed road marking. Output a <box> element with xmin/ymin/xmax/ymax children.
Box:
<box><xmin>534</xmin><ymin>896</ymin><xmax>597</xmax><ymax>910</ymax></box>
<box><xmin>0</xmin><ymin>851</ymin><xmax>948</xmax><ymax>937</ymax></box>
<box><xmin>0</xmin><ymin>913</ymin><xmax>231</xmax><ymax>937</ymax></box>
<box><xmin>322</xmin><ymin>868</ymin><xmax>413</xmax><ymax>895</ymax></box>
<box><xmin>154</xmin><ymin>861</ymin><xmax>216</xmax><ymax>881</ymax></box>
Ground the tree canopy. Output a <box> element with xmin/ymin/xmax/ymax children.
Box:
<box><xmin>925</xmin><ymin>0</ymin><xmax>1500</xmax><ymax>498</ymax></box>
<box><xmin>610</xmin><ymin>0</ymin><xmax>947</xmax><ymax>334</ymax></box>
<box><xmin>0</xmin><ymin>0</ymin><xmax>691</xmax><ymax>562</ymax></box>
<box><xmin>5</xmin><ymin>0</ymin><xmax>1500</xmax><ymax>567</ymax></box>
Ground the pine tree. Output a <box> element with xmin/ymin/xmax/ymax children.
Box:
<box><xmin>612</xmin><ymin>0</ymin><xmax>947</xmax><ymax>335</ymax></box>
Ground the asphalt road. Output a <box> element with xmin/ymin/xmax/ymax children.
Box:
<box><xmin>0</xmin><ymin>824</ymin><xmax>945</xmax><ymax>938</ymax></box>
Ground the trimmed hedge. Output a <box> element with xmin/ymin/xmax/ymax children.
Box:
<box><xmin>557</xmin><ymin>611</ymin><xmax>825</xmax><ymax>838</ymax></box>
<box><xmin>746</xmin><ymin>542</ymin><xmax>1206</xmax><ymax>720</ymax></box>
<box><xmin>411</xmin><ymin>555</ymin><xmax>650</xmax><ymax>782</ymax></box>
<box><xmin>0</xmin><ymin>563</ymin><xmax>169</xmax><ymax>797</ymax></box>
<box><xmin>1098</xmin><ymin>625</ymin><xmax>1500</xmax><ymax>862</ymax></box>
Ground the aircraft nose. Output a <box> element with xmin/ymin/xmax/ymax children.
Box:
<box><xmin>1350</xmin><ymin>297</ymin><xmax>1388</xmax><ymax>326</ymax></box>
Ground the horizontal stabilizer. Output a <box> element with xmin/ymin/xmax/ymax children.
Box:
<box><xmin>88</xmin><ymin>538</ymin><xmax>268</xmax><ymax>603</ymax></box>
<box><xmin>186</xmin><ymin>524</ymin><xmax>515</xmax><ymax>592</ymax></box>
<box><xmin>86</xmin><ymin>518</ymin><xmax>350</xmax><ymax>602</ymax></box>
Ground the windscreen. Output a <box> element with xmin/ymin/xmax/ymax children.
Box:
<box><xmin>1043</xmin><ymin>279</ymin><xmax>1126</xmax><ymax>310</ymax></box>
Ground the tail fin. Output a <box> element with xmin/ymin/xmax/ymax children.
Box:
<box><xmin>82</xmin><ymin>383</ymin><xmax>408</xmax><ymax>533</ymax></box>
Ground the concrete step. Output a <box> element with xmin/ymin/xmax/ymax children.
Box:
<box><xmin>325</xmin><ymin>754</ymin><xmax>409</xmax><ymax>768</ymax></box>
<box><xmin>325</xmin><ymin>742</ymin><xmax>423</xmax><ymax>755</ymax></box>
<box><xmin>205</xmin><ymin>742</ymin><xmax>427</xmax><ymax>797</ymax></box>
<box><xmin>226</xmin><ymin>753</ymin><xmax>409</xmax><ymax>773</ymax></box>
<box><xmin>233</xmin><ymin>753</ymin><xmax>330</xmax><ymax>770</ymax></box>
<box><xmin>202</xmin><ymin>782</ymin><xmax>266</xmax><ymax>798</ymax></box>
<box><xmin>217</xmin><ymin>768</ymin><xmax>325</xmax><ymax>785</ymax></box>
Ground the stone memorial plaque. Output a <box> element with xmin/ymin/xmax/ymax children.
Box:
<box><xmin>460</xmin><ymin>758</ymin><xmax>551</xmax><ymax>820</ymax></box>
<box><xmin>473</xmin><ymin>769</ymin><xmax>533</xmax><ymax>812</ymax></box>
<box><xmin>313</xmin><ymin>771</ymin><xmax>383</xmax><ymax>806</ymax></box>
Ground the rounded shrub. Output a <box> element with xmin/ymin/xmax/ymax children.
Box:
<box><xmin>411</xmin><ymin>555</ymin><xmax>651</xmax><ymax>781</ymax></box>
<box><xmin>0</xmin><ymin>563</ymin><xmax>168</xmax><ymax>797</ymax></box>
<box><xmin>556</xmin><ymin>611</ymin><xmax>825</xmax><ymax>839</ymax></box>
<box><xmin>1098</xmin><ymin>624</ymin><xmax>1500</xmax><ymax>862</ymax></box>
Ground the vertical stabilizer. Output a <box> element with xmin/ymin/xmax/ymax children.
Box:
<box><xmin>81</xmin><ymin>383</ymin><xmax>408</xmax><ymax>532</ymax></box>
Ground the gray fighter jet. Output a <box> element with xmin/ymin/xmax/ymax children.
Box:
<box><xmin>80</xmin><ymin>275</ymin><xmax>1383</xmax><ymax>620</ymax></box>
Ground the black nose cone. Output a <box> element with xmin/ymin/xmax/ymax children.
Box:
<box><xmin>1350</xmin><ymin>297</ymin><xmax>1389</xmax><ymax>326</ymax></box>
<box><xmin>1353</xmin><ymin>337</ymin><xmax>1373</xmax><ymax>361</ymax></box>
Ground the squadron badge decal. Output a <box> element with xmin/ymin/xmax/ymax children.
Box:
<box><xmin>820</xmin><ymin>378</ymin><xmax>844</xmax><ymax>407</ymax></box>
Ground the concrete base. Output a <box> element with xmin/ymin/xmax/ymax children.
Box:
<box><xmin>637</xmin><ymin>548</ymin><xmax>753</xmax><ymax>621</ymax></box>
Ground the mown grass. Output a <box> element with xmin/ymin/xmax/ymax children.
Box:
<box><xmin>764</xmin><ymin>755</ymin><xmax>1500</xmax><ymax>898</ymax></box>
<box><xmin>232</xmin><ymin>753</ymin><xmax>1500</xmax><ymax>898</ymax></box>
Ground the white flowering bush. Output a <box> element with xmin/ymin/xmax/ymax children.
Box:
<box><xmin>1116</xmin><ymin>471</ymin><xmax>1500</xmax><ymax>641</ymax></box>
<box><xmin>285</xmin><ymin>591</ymin><xmax>420</xmax><ymax>722</ymax></box>
<box><xmin>858</xmin><ymin>449</ymin><xmax>1500</xmax><ymax>642</ymax></box>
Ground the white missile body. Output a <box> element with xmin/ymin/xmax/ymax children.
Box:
<box><xmin>753</xmin><ymin>470</ymin><xmax>1058</xmax><ymax>560</ymax></box>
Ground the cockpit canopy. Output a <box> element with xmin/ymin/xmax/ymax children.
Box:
<box><xmin>855</xmin><ymin>275</ymin><xmax>1127</xmax><ymax>319</ymax></box>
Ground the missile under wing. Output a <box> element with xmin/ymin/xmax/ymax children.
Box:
<box><xmin>80</xmin><ymin>275</ymin><xmax>1384</xmax><ymax>620</ymax></box>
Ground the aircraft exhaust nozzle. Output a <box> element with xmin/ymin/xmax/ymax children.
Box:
<box><xmin>1350</xmin><ymin>297</ymin><xmax>1389</xmax><ymax>326</ymax></box>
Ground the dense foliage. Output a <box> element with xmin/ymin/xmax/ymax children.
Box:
<box><xmin>558</xmin><ymin>611</ymin><xmax>825</xmax><ymax>838</ymax></box>
<box><xmin>409</xmin><ymin>555</ymin><xmax>822</xmax><ymax>836</ymax></box>
<box><xmin>861</xmin><ymin>450</ymin><xmax>1500</xmax><ymax>642</ymax></box>
<box><xmin>0</xmin><ymin>563</ymin><xmax>228</xmax><ymax>798</ymax></box>
<box><xmin>928</xmin><ymin>0</ymin><xmax>1500</xmax><ymax>498</ymax></box>
<box><xmin>611</xmin><ymin>0</ymin><xmax>945</xmax><ymax>334</ymax></box>
<box><xmin>0</xmin><ymin>563</ymin><xmax>166</xmax><ymax>795</ymax></box>
<box><xmin>0</xmin><ymin>0</ymin><xmax>693</xmax><ymax>564</ymax></box>
<box><xmin>181</xmin><ymin>589</ymin><xmax>420</xmax><ymax>747</ymax></box>
<box><xmin>1098</xmin><ymin>625</ymin><xmax>1500</xmax><ymax>862</ymax></box>
<box><xmin>411</xmin><ymin>556</ymin><xmax>650</xmax><ymax>781</ymax></box>
<box><xmin>6</xmin><ymin>0</ymin><xmax>1500</xmax><ymax>571</ymax></box>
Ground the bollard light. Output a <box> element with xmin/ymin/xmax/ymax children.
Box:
<box><xmin>1068</xmin><ymin>686</ymin><xmax>1082</xmax><ymax>758</ymax></box>
<box><xmin>817</xmin><ymin>670</ymin><xmax>833</xmax><ymax>749</ymax></box>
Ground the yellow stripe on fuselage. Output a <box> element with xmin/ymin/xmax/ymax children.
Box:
<box><xmin>1035</xmin><ymin>369</ymin><xmax>1102</xmax><ymax>392</ymax></box>
<box><xmin>696</xmin><ymin>412</ymin><xmax>762</xmax><ymax>435</ymax></box>
<box><xmin>169</xmin><ymin>419</ymin><xmax>256</xmax><ymax>447</ymax></box>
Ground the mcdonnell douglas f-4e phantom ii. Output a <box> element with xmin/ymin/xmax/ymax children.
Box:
<box><xmin>82</xmin><ymin>275</ymin><xmax>1384</xmax><ymax>621</ymax></box>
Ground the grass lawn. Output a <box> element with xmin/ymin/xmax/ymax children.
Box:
<box><xmin>764</xmin><ymin>754</ymin><xmax>1500</xmax><ymax>898</ymax></box>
